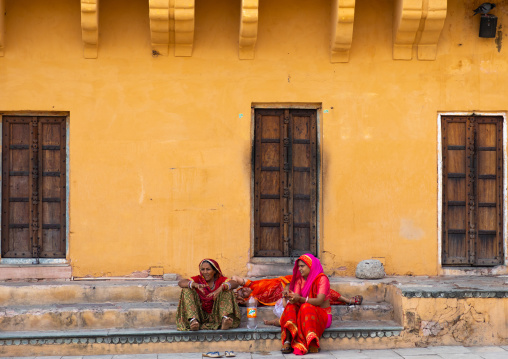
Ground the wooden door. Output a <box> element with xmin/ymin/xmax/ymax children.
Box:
<box><xmin>442</xmin><ymin>115</ymin><xmax>503</xmax><ymax>266</ymax></box>
<box><xmin>254</xmin><ymin>109</ymin><xmax>317</xmax><ymax>257</ymax></box>
<box><xmin>2</xmin><ymin>116</ymin><xmax>67</xmax><ymax>259</ymax></box>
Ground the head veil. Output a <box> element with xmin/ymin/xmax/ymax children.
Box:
<box><xmin>191</xmin><ymin>258</ymin><xmax>228</xmax><ymax>313</ymax></box>
<box><xmin>289</xmin><ymin>253</ymin><xmax>324</xmax><ymax>298</ymax></box>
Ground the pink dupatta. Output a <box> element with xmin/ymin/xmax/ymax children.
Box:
<box><xmin>289</xmin><ymin>253</ymin><xmax>325</xmax><ymax>298</ymax></box>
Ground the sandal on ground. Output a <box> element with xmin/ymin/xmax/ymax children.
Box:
<box><xmin>351</xmin><ymin>295</ymin><xmax>363</xmax><ymax>305</ymax></box>
<box><xmin>281</xmin><ymin>340</ymin><xmax>293</xmax><ymax>354</ymax></box>
<box><xmin>189</xmin><ymin>318</ymin><xmax>199</xmax><ymax>331</ymax></box>
<box><xmin>203</xmin><ymin>352</ymin><xmax>223</xmax><ymax>358</ymax></box>
<box><xmin>221</xmin><ymin>315</ymin><xmax>233</xmax><ymax>330</ymax></box>
<box><xmin>225</xmin><ymin>351</ymin><xmax>236</xmax><ymax>357</ymax></box>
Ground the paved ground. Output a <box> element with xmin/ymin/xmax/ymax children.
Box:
<box><xmin>5</xmin><ymin>346</ymin><xmax>508</xmax><ymax>359</ymax></box>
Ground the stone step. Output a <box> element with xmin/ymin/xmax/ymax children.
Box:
<box><xmin>0</xmin><ymin>280</ymin><xmax>179</xmax><ymax>306</ymax></box>
<box><xmin>0</xmin><ymin>300</ymin><xmax>393</xmax><ymax>331</ymax></box>
<box><xmin>241</xmin><ymin>301</ymin><xmax>394</xmax><ymax>322</ymax></box>
<box><xmin>0</xmin><ymin>302</ymin><xmax>177</xmax><ymax>331</ymax></box>
<box><xmin>329</xmin><ymin>277</ymin><xmax>387</xmax><ymax>303</ymax></box>
<box><xmin>0</xmin><ymin>321</ymin><xmax>404</xmax><ymax>356</ymax></box>
<box><xmin>0</xmin><ymin>278</ymin><xmax>387</xmax><ymax>306</ymax></box>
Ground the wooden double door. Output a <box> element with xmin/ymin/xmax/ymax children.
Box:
<box><xmin>1</xmin><ymin>116</ymin><xmax>67</xmax><ymax>259</ymax></box>
<box><xmin>254</xmin><ymin>109</ymin><xmax>318</xmax><ymax>257</ymax></box>
<box><xmin>441</xmin><ymin>115</ymin><xmax>504</xmax><ymax>266</ymax></box>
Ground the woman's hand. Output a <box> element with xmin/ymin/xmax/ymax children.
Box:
<box><xmin>282</xmin><ymin>287</ymin><xmax>291</xmax><ymax>299</ymax></box>
<box><xmin>178</xmin><ymin>279</ymin><xmax>207</xmax><ymax>292</ymax></box>
<box><xmin>234</xmin><ymin>289</ymin><xmax>247</xmax><ymax>305</ymax></box>
<box><xmin>188</xmin><ymin>282</ymin><xmax>207</xmax><ymax>294</ymax></box>
<box><xmin>207</xmin><ymin>287</ymin><xmax>223</xmax><ymax>300</ymax></box>
<box><xmin>236</xmin><ymin>296</ymin><xmax>247</xmax><ymax>305</ymax></box>
<box><xmin>285</xmin><ymin>290</ymin><xmax>301</xmax><ymax>304</ymax></box>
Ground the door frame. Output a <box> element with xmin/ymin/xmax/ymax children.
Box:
<box><xmin>437</xmin><ymin>112</ymin><xmax>508</xmax><ymax>272</ymax></box>
<box><xmin>0</xmin><ymin>112</ymin><xmax>70</xmax><ymax>265</ymax></box>
<box><xmin>250</xmin><ymin>103</ymin><xmax>323</xmax><ymax>260</ymax></box>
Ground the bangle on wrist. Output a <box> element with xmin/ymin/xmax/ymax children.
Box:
<box><xmin>305</xmin><ymin>296</ymin><xmax>309</xmax><ymax>303</ymax></box>
<box><xmin>188</xmin><ymin>281</ymin><xmax>193</xmax><ymax>289</ymax></box>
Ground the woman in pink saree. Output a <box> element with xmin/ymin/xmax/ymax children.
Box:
<box><xmin>280</xmin><ymin>254</ymin><xmax>331</xmax><ymax>355</ymax></box>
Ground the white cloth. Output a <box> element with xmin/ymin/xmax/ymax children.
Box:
<box><xmin>273</xmin><ymin>298</ymin><xmax>285</xmax><ymax>318</ymax></box>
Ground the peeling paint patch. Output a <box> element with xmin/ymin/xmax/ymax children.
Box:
<box><xmin>495</xmin><ymin>26</ymin><xmax>502</xmax><ymax>52</ymax></box>
<box><xmin>399</xmin><ymin>219</ymin><xmax>424</xmax><ymax>240</ymax></box>
<box><xmin>421</xmin><ymin>320</ymin><xmax>442</xmax><ymax>336</ymax></box>
<box><xmin>448</xmin><ymin>59</ymin><xmax>472</xmax><ymax>75</ymax></box>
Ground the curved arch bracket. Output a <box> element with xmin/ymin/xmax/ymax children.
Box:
<box><xmin>239</xmin><ymin>0</ymin><xmax>259</xmax><ymax>60</ymax></box>
<box><xmin>149</xmin><ymin>0</ymin><xmax>171</xmax><ymax>56</ymax></box>
<box><xmin>0</xmin><ymin>0</ymin><xmax>5</xmax><ymax>56</ymax></box>
<box><xmin>330</xmin><ymin>0</ymin><xmax>355</xmax><ymax>63</ymax></box>
<box><xmin>174</xmin><ymin>0</ymin><xmax>194</xmax><ymax>57</ymax></box>
<box><xmin>81</xmin><ymin>0</ymin><xmax>99</xmax><ymax>59</ymax></box>
<box><xmin>393</xmin><ymin>0</ymin><xmax>422</xmax><ymax>60</ymax></box>
<box><xmin>393</xmin><ymin>0</ymin><xmax>447</xmax><ymax>60</ymax></box>
<box><xmin>417</xmin><ymin>0</ymin><xmax>447</xmax><ymax>60</ymax></box>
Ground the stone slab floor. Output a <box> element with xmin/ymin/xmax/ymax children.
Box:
<box><xmin>4</xmin><ymin>345</ymin><xmax>508</xmax><ymax>359</ymax></box>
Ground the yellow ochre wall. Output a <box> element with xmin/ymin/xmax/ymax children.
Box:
<box><xmin>0</xmin><ymin>0</ymin><xmax>506</xmax><ymax>278</ymax></box>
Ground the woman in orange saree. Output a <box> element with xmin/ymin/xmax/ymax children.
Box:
<box><xmin>232</xmin><ymin>275</ymin><xmax>362</xmax><ymax>307</ymax></box>
<box><xmin>232</xmin><ymin>275</ymin><xmax>292</xmax><ymax>306</ymax></box>
<box><xmin>280</xmin><ymin>254</ymin><xmax>331</xmax><ymax>355</ymax></box>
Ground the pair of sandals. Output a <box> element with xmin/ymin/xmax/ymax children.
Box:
<box><xmin>203</xmin><ymin>351</ymin><xmax>236</xmax><ymax>358</ymax></box>
<box><xmin>189</xmin><ymin>316</ymin><xmax>233</xmax><ymax>331</ymax></box>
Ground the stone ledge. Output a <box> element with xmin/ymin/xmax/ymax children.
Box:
<box><xmin>401</xmin><ymin>290</ymin><xmax>508</xmax><ymax>299</ymax></box>
<box><xmin>0</xmin><ymin>322</ymin><xmax>403</xmax><ymax>346</ymax></box>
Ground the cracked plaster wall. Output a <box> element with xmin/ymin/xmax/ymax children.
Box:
<box><xmin>401</xmin><ymin>297</ymin><xmax>508</xmax><ymax>346</ymax></box>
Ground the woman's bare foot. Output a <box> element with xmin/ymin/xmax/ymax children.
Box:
<box><xmin>350</xmin><ymin>295</ymin><xmax>363</xmax><ymax>305</ymax></box>
<box><xmin>189</xmin><ymin>318</ymin><xmax>199</xmax><ymax>331</ymax></box>
<box><xmin>221</xmin><ymin>316</ymin><xmax>233</xmax><ymax>330</ymax></box>
<box><xmin>263</xmin><ymin>318</ymin><xmax>280</xmax><ymax>327</ymax></box>
<box><xmin>281</xmin><ymin>340</ymin><xmax>292</xmax><ymax>354</ymax></box>
<box><xmin>309</xmin><ymin>346</ymin><xmax>320</xmax><ymax>353</ymax></box>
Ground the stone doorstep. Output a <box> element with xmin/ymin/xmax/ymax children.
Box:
<box><xmin>0</xmin><ymin>301</ymin><xmax>394</xmax><ymax>331</ymax></box>
<box><xmin>0</xmin><ymin>265</ymin><xmax>71</xmax><ymax>281</ymax></box>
